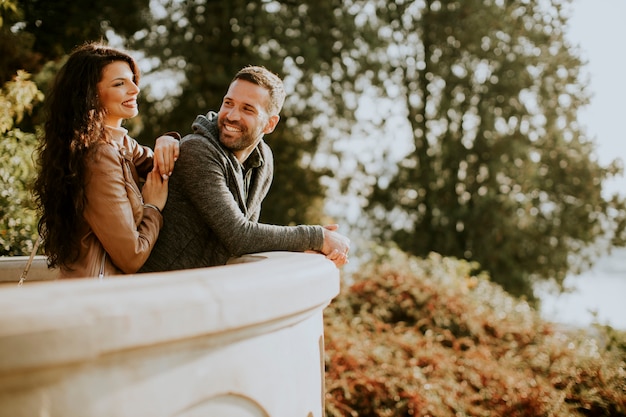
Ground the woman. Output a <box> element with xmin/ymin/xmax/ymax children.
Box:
<box><xmin>34</xmin><ymin>42</ymin><xmax>180</xmax><ymax>278</ymax></box>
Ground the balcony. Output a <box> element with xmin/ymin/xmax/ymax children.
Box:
<box><xmin>0</xmin><ymin>252</ymin><xmax>340</xmax><ymax>417</ymax></box>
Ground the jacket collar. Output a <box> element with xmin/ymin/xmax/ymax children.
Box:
<box><xmin>104</xmin><ymin>125</ymin><xmax>128</xmax><ymax>148</ymax></box>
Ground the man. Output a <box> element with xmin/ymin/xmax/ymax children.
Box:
<box><xmin>140</xmin><ymin>66</ymin><xmax>350</xmax><ymax>272</ymax></box>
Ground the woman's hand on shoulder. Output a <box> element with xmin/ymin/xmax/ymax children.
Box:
<box><xmin>154</xmin><ymin>132</ymin><xmax>180</xmax><ymax>179</ymax></box>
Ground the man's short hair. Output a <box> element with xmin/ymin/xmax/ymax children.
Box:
<box><xmin>232</xmin><ymin>66</ymin><xmax>286</xmax><ymax>116</ymax></box>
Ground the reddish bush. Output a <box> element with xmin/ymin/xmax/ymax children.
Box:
<box><xmin>324</xmin><ymin>250</ymin><xmax>626</xmax><ymax>417</ymax></box>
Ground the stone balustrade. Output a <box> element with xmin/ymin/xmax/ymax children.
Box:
<box><xmin>0</xmin><ymin>252</ymin><xmax>340</xmax><ymax>417</ymax></box>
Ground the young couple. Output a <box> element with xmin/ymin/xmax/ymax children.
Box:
<box><xmin>35</xmin><ymin>42</ymin><xmax>350</xmax><ymax>279</ymax></box>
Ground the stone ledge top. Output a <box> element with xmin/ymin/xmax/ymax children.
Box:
<box><xmin>0</xmin><ymin>251</ymin><xmax>340</xmax><ymax>374</ymax></box>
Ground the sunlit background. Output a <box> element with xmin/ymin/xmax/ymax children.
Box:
<box><xmin>538</xmin><ymin>0</ymin><xmax>626</xmax><ymax>330</ymax></box>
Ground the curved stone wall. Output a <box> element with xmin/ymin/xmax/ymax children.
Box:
<box><xmin>0</xmin><ymin>252</ymin><xmax>339</xmax><ymax>417</ymax></box>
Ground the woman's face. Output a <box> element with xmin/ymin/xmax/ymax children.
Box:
<box><xmin>97</xmin><ymin>61</ymin><xmax>140</xmax><ymax>127</ymax></box>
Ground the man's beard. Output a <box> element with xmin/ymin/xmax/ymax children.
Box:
<box><xmin>218</xmin><ymin>118</ymin><xmax>260</xmax><ymax>151</ymax></box>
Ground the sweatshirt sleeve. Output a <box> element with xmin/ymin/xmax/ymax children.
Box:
<box><xmin>178</xmin><ymin>137</ymin><xmax>324</xmax><ymax>256</ymax></box>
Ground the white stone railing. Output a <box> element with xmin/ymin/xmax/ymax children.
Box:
<box><xmin>0</xmin><ymin>252</ymin><xmax>340</xmax><ymax>417</ymax></box>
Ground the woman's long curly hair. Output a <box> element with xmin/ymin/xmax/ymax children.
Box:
<box><xmin>33</xmin><ymin>42</ymin><xmax>140</xmax><ymax>269</ymax></box>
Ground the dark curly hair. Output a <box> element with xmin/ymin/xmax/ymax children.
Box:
<box><xmin>33</xmin><ymin>41</ymin><xmax>140</xmax><ymax>269</ymax></box>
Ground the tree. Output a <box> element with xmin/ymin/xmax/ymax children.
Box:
<box><xmin>0</xmin><ymin>70</ymin><xmax>43</xmax><ymax>255</ymax></box>
<box><xmin>0</xmin><ymin>0</ymin><xmax>151</xmax><ymax>86</ymax></box>
<box><xmin>16</xmin><ymin>0</ymin><xmax>151</xmax><ymax>62</ymax></box>
<box><xmin>353</xmin><ymin>0</ymin><xmax>626</xmax><ymax>300</ymax></box>
<box><xmin>0</xmin><ymin>1</ymin><xmax>43</xmax><ymax>255</ymax></box>
<box><xmin>0</xmin><ymin>0</ymin><xmax>38</xmax><ymax>85</ymax></box>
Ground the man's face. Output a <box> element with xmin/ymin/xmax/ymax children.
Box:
<box><xmin>217</xmin><ymin>79</ymin><xmax>279</xmax><ymax>162</ymax></box>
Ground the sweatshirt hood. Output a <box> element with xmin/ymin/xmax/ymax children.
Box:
<box><xmin>191</xmin><ymin>111</ymin><xmax>220</xmax><ymax>141</ymax></box>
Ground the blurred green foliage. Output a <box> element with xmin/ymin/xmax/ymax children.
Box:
<box><xmin>0</xmin><ymin>71</ymin><xmax>42</xmax><ymax>255</ymax></box>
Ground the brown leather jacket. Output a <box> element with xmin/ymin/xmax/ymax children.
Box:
<box><xmin>60</xmin><ymin>127</ymin><xmax>164</xmax><ymax>279</ymax></box>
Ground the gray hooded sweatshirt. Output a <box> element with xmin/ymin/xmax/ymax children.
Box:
<box><xmin>140</xmin><ymin>112</ymin><xmax>324</xmax><ymax>272</ymax></box>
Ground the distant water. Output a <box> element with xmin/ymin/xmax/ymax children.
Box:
<box><xmin>538</xmin><ymin>248</ymin><xmax>626</xmax><ymax>330</ymax></box>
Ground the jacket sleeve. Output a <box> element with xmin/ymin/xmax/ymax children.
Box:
<box><xmin>124</xmin><ymin>135</ymin><xmax>154</xmax><ymax>178</ymax></box>
<box><xmin>178</xmin><ymin>137</ymin><xmax>324</xmax><ymax>256</ymax></box>
<box><xmin>83</xmin><ymin>145</ymin><xmax>163</xmax><ymax>273</ymax></box>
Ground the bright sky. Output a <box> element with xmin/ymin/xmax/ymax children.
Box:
<box><xmin>568</xmin><ymin>0</ymin><xmax>626</xmax><ymax>197</ymax></box>
<box><xmin>538</xmin><ymin>0</ymin><xmax>626</xmax><ymax>329</ymax></box>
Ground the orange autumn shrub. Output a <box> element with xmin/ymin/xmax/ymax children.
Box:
<box><xmin>324</xmin><ymin>249</ymin><xmax>626</xmax><ymax>417</ymax></box>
